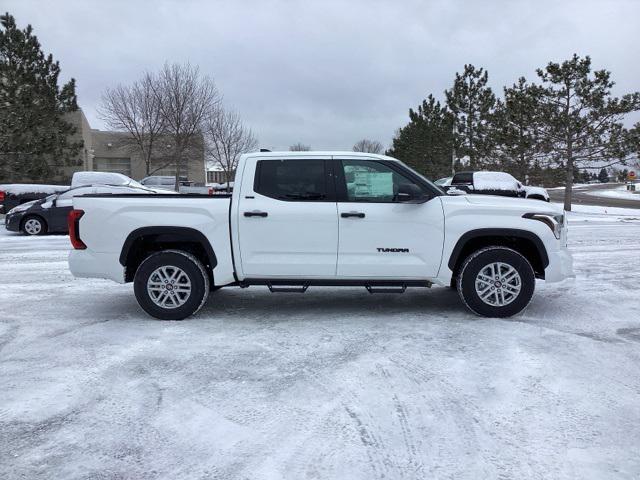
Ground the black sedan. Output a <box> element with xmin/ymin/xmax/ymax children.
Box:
<box><xmin>4</xmin><ymin>184</ymin><xmax>164</xmax><ymax>235</ymax></box>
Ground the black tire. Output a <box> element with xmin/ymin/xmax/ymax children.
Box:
<box><xmin>134</xmin><ymin>249</ymin><xmax>210</xmax><ymax>320</ymax></box>
<box><xmin>21</xmin><ymin>215</ymin><xmax>47</xmax><ymax>236</ymax></box>
<box><xmin>457</xmin><ymin>246</ymin><xmax>535</xmax><ymax>318</ymax></box>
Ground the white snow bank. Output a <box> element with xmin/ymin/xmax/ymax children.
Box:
<box><xmin>552</xmin><ymin>203</ymin><xmax>640</xmax><ymax>223</ymax></box>
<box><xmin>547</xmin><ymin>183</ymin><xmax>592</xmax><ymax>191</ymax></box>
<box><xmin>0</xmin><ymin>184</ymin><xmax>68</xmax><ymax>195</ymax></box>
<box><xmin>585</xmin><ymin>185</ymin><xmax>640</xmax><ymax>201</ymax></box>
<box><xmin>473</xmin><ymin>172</ymin><xmax>519</xmax><ymax>191</ymax></box>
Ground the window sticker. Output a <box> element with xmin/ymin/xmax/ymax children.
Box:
<box><xmin>351</xmin><ymin>171</ymin><xmax>393</xmax><ymax>198</ymax></box>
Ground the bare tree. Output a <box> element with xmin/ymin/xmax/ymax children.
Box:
<box><xmin>289</xmin><ymin>143</ymin><xmax>311</xmax><ymax>151</ymax></box>
<box><xmin>154</xmin><ymin>63</ymin><xmax>221</xmax><ymax>190</ymax></box>
<box><xmin>98</xmin><ymin>72</ymin><xmax>166</xmax><ymax>176</ymax></box>
<box><xmin>353</xmin><ymin>139</ymin><xmax>384</xmax><ymax>154</ymax></box>
<box><xmin>204</xmin><ymin>108</ymin><xmax>257</xmax><ymax>192</ymax></box>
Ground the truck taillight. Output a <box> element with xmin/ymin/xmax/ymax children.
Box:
<box><xmin>0</xmin><ymin>190</ymin><xmax>5</xmax><ymax>202</ymax></box>
<box><xmin>68</xmin><ymin>209</ymin><xmax>86</xmax><ymax>249</ymax></box>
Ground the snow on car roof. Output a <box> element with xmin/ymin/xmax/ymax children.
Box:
<box><xmin>71</xmin><ymin>171</ymin><xmax>133</xmax><ymax>187</ymax></box>
<box><xmin>473</xmin><ymin>171</ymin><xmax>520</xmax><ymax>191</ymax></box>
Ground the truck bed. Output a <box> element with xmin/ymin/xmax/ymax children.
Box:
<box><xmin>71</xmin><ymin>194</ymin><xmax>236</xmax><ymax>285</ymax></box>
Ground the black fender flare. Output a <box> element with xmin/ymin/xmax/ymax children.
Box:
<box><xmin>447</xmin><ymin>228</ymin><xmax>549</xmax><ymax>272</ymax></box>
<box><xmin>119</xmin><ymin>226</ymin><xmax>217</xmax><ymax>268</ymax></box>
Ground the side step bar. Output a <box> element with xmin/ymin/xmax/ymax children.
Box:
<box><xmin>365</xmin><ymin>285</ymin><xmax>407</xmax><ymax>294</ymax></box>
<box><xmin>267</xmin><ymin>284</ymin><xmax>309</xmax><ymax>293</ymax></box>
<box><xmin>241</xmin><ymin>278</ymin><xmax>432</xmax><ymax>294</ymax></box>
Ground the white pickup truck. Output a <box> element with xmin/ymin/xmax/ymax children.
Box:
<box><xmin>69</xmin><ymin>151</ymin><xmax>573</xmax><ymax>320</ymax></box>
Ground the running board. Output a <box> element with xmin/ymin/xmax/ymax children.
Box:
<box><xmin>267</xmin><ymin>284</ymin><xmax>309</xmax><ymax>293</ymax></box>
<box><xmin>241</xmin><ymin>278</ymin><xmax>432</xmax><ymax>291</ymax></box>
<box><xmin>365</xmin><ymin>285</ymin><xmax>407</xmax><ymax>294</ymax></box>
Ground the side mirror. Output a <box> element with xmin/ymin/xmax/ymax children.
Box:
<box><xmin>51</xmin><ymin>197</ymin><xmax>57</xmax><ymax>207</ymax></box>
<box><xmin>397</xmin><ymin>184</ymin><xmax>428</xmax><ymax>203</ymax></box>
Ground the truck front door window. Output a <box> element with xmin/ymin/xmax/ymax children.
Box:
<box><xmin>341</xmin><ymin>160</ymin><xmax>425</xmax><ymax>202</ymax></box>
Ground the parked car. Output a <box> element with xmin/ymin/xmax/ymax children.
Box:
<box><xmin>5</xmin><ymin>184</ymin><xmax>168</xmax><ymax>235</ymax></box>
<box><xmin>68</xmin><ymin>151</ymin><xmax>573</xmax><ymax>320</ymax></box>
<box><xmin>0</xmin><ymin>184</ymin><xmax>68</xmax><ymax>214</ymax></box>
<box><xmin>448</xmin><ymin>171</ymin><xmax>549</xmax><ymax>201</ymax></box>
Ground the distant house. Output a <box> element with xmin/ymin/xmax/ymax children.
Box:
<box><xmin>48</xmin><ymin>109</ymin><xmax>206</xmax><ymax>184</ymax></box>
<box><xmin>206</xmin><ymin>161</ymin><xmax>233</xmax><ymax>185</ymax></box>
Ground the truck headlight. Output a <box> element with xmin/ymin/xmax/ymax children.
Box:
<box><xmin>523</xmin><ymin>213</ymin><xmax>564</xmax><ymax>239</ymax></box>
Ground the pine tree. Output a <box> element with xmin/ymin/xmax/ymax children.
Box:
<box><xmin>536</xmin><ymin>54</ymin><xmax>640</xmax><ymax>210</ymax></box>
<box><xmin>0</xmin><ymin>12</ymin><xmax>82</xmax><ymax>182</ymax></box>
<box><xmin>581</xmin><ymin>169</ymin><xmax>590</xmax><ymax>183</ymax></box>
<box><xmin>387</xmin><ymin>94</ymin><xmax>454</xmax><ymax>180</ymax></box>
<box><xmin>493</xmin><ymin>77</ymin><xmax>546</xmax><ymax>182</ymax></box>
<box><xmin>598</xmin><ymin>168</ymin><xmax>609</xmax><ymax>183</ymax></box>
<box><xmin>445</xmin><ymin>64</ymin><xmax>496</xmax><ymax>170</ymax></box>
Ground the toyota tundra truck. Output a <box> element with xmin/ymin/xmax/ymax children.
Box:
<box><xmin>68</xmin><ymin>151</ymin><xmax>573</xmax><ymax>320</ymax></box>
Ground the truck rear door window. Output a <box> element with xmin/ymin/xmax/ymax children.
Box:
<box><xmin>254</xmin><ymin>160</ymin><xmax>329</xmax><ymax>201</ymax></box>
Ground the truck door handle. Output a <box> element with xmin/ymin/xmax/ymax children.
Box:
<box><xmin>244</xmin><ymin>211</ymin><xmax>268</xmax><ymax>217</ymax></box>
<box><xmin>341</xmin><ymin>212</ymin><xmax>365</xmax><ymax>218</ymax></box>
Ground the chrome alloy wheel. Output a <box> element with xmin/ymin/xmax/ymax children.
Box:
<box><xmin>24</xmin><ymin>218</ymin><xmax>42</xmax><ymax>235</ymax></box>
<box><xmin>146</xmin><ymin>265</ymin><xmax>192</xmax><ymax>309</ymax></box>
<box><xmin>474</xmin><ymin>262</ymin><xmax>522</xmax><ymax>307</ymax></box>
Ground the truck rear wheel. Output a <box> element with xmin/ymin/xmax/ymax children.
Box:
<box><xmin>134</xmin><ymin>250</ymin><xmax>210</xmax><ymax>320</ymax></box>
<box><xmin>457</xmin><ymin>246</ymin><xmax>535</xmax><ymax>318</ymax></box>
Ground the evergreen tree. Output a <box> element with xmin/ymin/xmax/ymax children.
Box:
<box><xmin>598</xmin><ymin>168</ymin><xmax>609</xmax><ymax>183</ymax></box>
<box><xmin>493</xmin><ymin>77</ymin><xmax>545</xmax><ymax>181</ymax></box>
<box><xmin>0</xmin><ymin>12</ymin><xmax>82</xmax><ymax>182</ymax></box>
<box><xmin>445</xmin><ymin>64</ymin><xmax>496</xmax><ymax>170</ymax></box>
<box><xmin>536</xmin><ymin>54</ymin><xmax>640</xmax><ymax>210</ymax></box>
<box><xmin>387</xmin><ymin>94</ymin><xmax>454</xmax><ymax>179</ymax></box>
<box><xmin>581</xmin><ymin>169</ymin><xmax>590</xmax><ymax>183</ymax></box>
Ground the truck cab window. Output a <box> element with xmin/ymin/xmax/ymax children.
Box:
<box><xmin>254</xmin><ymin>160</ymin><xmax>328</xmax><ymax>201</ymax></box>
<box><xmin>340</xmin><ymin>160</ymin><xmax>426</xmax><ymax>202</ymax></box>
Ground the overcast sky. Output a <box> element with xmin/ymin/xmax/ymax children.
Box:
<box><xmin>6</xmin><ymin>0</ymin><xmax>640</xmax><ymax>151</ymax></box>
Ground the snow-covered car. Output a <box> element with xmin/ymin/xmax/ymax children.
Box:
<box><xmin>449</xmin><ymin>171</ymin><xmax>549</xmax><ymax>201</ymax></box>
<box><xmin>72</xmin><ymin>171</ymin><xmax>169</xmax><ymax>194</ymax></box>
<box><xmin>68</xmin><ymin>151</ymin><xmax>573</xmax><ymax>320</ymax></box>
<box><xmin>5</xmin><ymin>184</ymin><xmax>169</xmax><ymax>235</ymax></box>
<box><xmin>0</xmin><ymin>184</ymin><xmax>69</xmax><ymax>214</ymax></box>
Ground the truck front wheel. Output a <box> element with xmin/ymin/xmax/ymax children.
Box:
<box><xmin>457</xmin><ymin>246</ymin><xmax>535</xmax><ymax>318</ymax></box>
<box><xmin>134</xmin><ymin>250</ymin><xmax>210</xmax><ymax>320</ymax></box>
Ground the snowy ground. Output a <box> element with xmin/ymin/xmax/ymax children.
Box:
<box><xmin>2</xmin><ymin>215</ymin><xmax>640</xmax><ymax>480</ymax></box>
<box><xmin>585</xmin><ymin>184</ymin><xmax>640</xmax><ymax>201</ymax></box>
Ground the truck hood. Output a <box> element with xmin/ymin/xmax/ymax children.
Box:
<box><xmin>442</xmin><ymin>194</ymin><xmax>562</xmax><ymax>215</ymax></box>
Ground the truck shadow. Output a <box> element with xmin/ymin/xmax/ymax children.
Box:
<box><xmin>198</xmin><ymin>286</ymin><xmax>469</xmax><ymax>321</ymax></box>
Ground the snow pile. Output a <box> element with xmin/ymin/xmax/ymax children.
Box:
<box><xmin>0</xmin><ymin>184</ymin><xmax>68</xmax><ymax>195</ymax></box>
<box><xmin>473</xmin><ymin>172</ymin><xmax>520</xmax><ymax>191</ymax></box>
<box><xmin>585</xmin><ymin>185</ymin><xmax>640</xmax><ymax>201</ymax></box>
